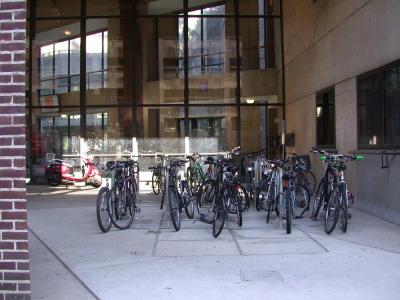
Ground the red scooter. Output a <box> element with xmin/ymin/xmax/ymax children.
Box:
<box><xmin>45</xmin><ymin>156</ymin><xmax>103</xmax><ymax>188</ymax></box>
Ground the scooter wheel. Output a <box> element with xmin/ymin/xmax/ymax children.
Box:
<box><xmin>91</xmin><ymin>175</ymin><xmax>103</xmax><ymax>188</ymax></box>
<box><xmin>47</xmin><ymin>171</ymin><xmax>61</xmax><ymax>186</ymax></box>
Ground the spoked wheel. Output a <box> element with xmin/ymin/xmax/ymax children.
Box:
<box><xmin>235</xmin><ymin>192</ymin><xmax>243</xmax><ymax>227</ymax></box>
<box><xmin>311</xmin><ymin>179</ymin><xmax>325</xmax><ymax>220</ymax></box>
<box><xmin>293</xmin><ymin>185</ymin><xmax>310</xmax><ymax>218</ymax></box>
<box><xmin>325</xmin><ymin>187</ymin><xmax>340</xmax><ymax>234</ymax></box>
<box><xmin>236</xmin><ymin>185</ymin><xmax>249</xmax><ymax>212</ymax></box>
<box><xmin>96</xmin><ymin>187</ymin><xmax>112</xmax><ymax>233</ymax></box>
<box><xmin>305</xmin><ymin>171</ymin><xmax>316</xmax><ymax>196</ymax></box>
<box><xmin>160</xmin><ymin>176</ymin><xmax>166</xmax><ymax>210</ymax></box>
<box><xmin>212</xmin><ymin>195</ymin><xmax>226</xmax><ymax>238</ymax></box>
<box><xmin>168</xmin><ymin>186</ymin><xmax>181</xmax><ymax>231</ymax></box>
<box><xmin>108</xmin><ymin>187</ymin><xmax>135</xmax><ymax>230</ymax></box>
<box><xmin>47</xmin><ymin>171</ymin><xmax>61</xmax><ymax>186</ymax></box>
<box><xmin>339</xmin><ymin>183</ymin><xmax>348</xmax><ymax>233</ymax></box>
<box><xmin>182</xmin><ymin>182</ymin><xmax>195</xmax><ymax>219</ymax></box>
<box><xmin>285</xmin><ymin>188</ymin><xmax>292</xmax><ymax>234</ymax></box>
<box><xmin>197</xmin><ymin>180</ymin><xmax>216</xmax><ymax>215</ymax></box>
<box><xmin>152</xmin><ymin>171</ymin><xmax>161</xmax><ymax>195</ymax></box>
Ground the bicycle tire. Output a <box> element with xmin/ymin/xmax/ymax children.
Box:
<box><xmin>311</xmin><ymin>178</ymin><xmax>325</xmax><ymax>220</ymax></box>
<box><xmin>197</xmin><ymin>179</ymin><xmax>216</xmax><ymax>214</ymax></box>
<box><xmin>96</xmin><ymin>187</ymin><xmax>112</xmax><ymax>233</ymax></box>
<box><xmin>293</xmin><ymin>184</ymin><xmax>310</xmax><ymax>217</ymax></box>
<box><xmin>212</xmin><ymin>194</ymin><xmax>226</xmax><ymax>238</ymax></box>
<box><xmin>236</xmin><ymin>192</ymin><xmax>243</xmax><ymax>227</ymax></box>
<box><xmin>305</xmin><ymin>170</ymin><xmax>316</xmax><ymax>195</ymax></box>
<box><xmin>325</xmin><ymin>187</ymin><xmax>340</xmax><ymax>234</ymax></box>
<box><xmin>109</xmin><ymin>187</ymin><xmax>135</xmax><ymax>230</ymax></box>
<box><xmin>168</xmin><ymin>185</ymin><xmax>181</xmax><ymax>231</ymax></box>
<box><xmin>340</xmin><ymin>183</ymin><xmax>348</xmax><ymax>233</ymax></box>
<box><xmin>285</xmin><ymin>188</ymin><xmax>292</xmax><ymax>234</ymax></box>
<box><xmin>152</xmin><ymin>171</ymin><xmax>161</xmax><ymax>195</ymax></box>
<box><xmin>183</xmin><ymin>182</ymin><xmax>195</xmax><ymax>219</ymax></box>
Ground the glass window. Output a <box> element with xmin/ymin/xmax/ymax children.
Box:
<box><xmin>137</xmin><ymin>0</ymin><xmax>183</xmax><ymax>15</ymax></box>
<box><xmin>384</xmin><ymin>66</ymin><xmax>400</xmax><ymax>145</ymax></box>
<box><xmin>188</xmin><ymin>106</ymin><xmax>238</xmax><ymax>152</ymax></box>
<box><xmin>136</xmin><ymin>107</ymin><xmax>185</xmax><ymax>154</ymax></box>
<box><xmin>238</xmin><ymin>0</ymin><xmax>280</xmax><ymax>15</ymax></box>
<box><xmin>358</xmin><ymin>74</ymin><xmax>382</xmax><ymax>146</ymax></box>
<box><xmin>316</xmin><ymin>88</ymin><xmax>335</xmax><ymax>147</ymax></box>
<box><xmin>87</xmin><ymin>0</ymin><xmax>131</xmax><ymax>16</ymax></box>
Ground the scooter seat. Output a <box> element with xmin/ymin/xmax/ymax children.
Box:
<box><xmin>54</xmin><ymin>159</ymin><xmax>76</xmax><ymax>168</ymax></box>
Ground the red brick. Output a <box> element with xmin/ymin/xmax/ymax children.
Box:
<box><xmin>13</xmin><ymin>33</ymin><xmax>25</xmax><ymax>42</ymax></box>
<box><xmin>12</xmin><ymin>116</ymin><xmax>26</xmax><ymax>125</ymax></box>
<box><xmin>0</xmin><ymin>96</ymin><xmax>12</xmax><ymax>104</ymax></box>
<box><xmin>0</xmin><ymin>169</ymin><xmax>25</xmax><ymax>178</ymax></box>
<box><xmin>0</xmin><ymin>262</ymin><xmax>16</xmax><ymax>270</ymax></box>
<box><xmin>3</xmin><ymin>251</ymin><xmax>29</xmax><ymax>260</ymax></box>
<box><xmin>0</xmin><ymin>138</ymin><xmax>12</xmax><ymax>145</ymax></box>
<box><xmin>0</xmin><ymin>106</ymin><xmax>24</xmax><ymax>114</ymax></box>
<box><xmin>13</xmin><ymin>11</ymin><xmax>26</xmax><ymax>20</ymax></box>
<box><xmin>0</xmin><ymin>282</ymin><xmax>16</xmax><ymax>291</ymax></box>
<box><xmin>0</xmin><ymin>33</ymin><xmax>12</xmax><ymax>41</ymax></box>
<box><xmin>12</xmin><ymin>75</ymin><xmax>25</xmax><ymax>83</ymax></box>
<box><xmin>16</xmin><ymin>241</ymin><xmax>28</xmax><ymax>250</ymax></box>
<box><xmin>4</xmin><ymin>272</ymin><xmax>29</xmax><ymax>281</ymax></box>
<box><xmin>18</xmin><ymin>283</ymin><xmax>30</xmax><ymax>291</ymax></box>
<box><xmin>0</xmin><ymin>148</ymin><xmax>26</xmax><ymax>157</ymax></box>
<box><xmin>12</xmin><ymin>96</ymin><xmax>24</xmax><ymax>104</ymax></box>
<box><xmin>1</xmin><ymin>211</ymin><xmax>27</xmax><ymax>221</ymax></box>
<box><xmin>0</xmin><ymin>12</ymin><xmax>12</xmax><ymax>20</ymax></box>
<box><xmin>0</xmin><ymin>84</ymin><xmax>25</xmax><ymax>93</ymax></box>
<box><xmin>0</xmin><ymin>22</ymin><xmax>25</xmax><ymax>31</ymax></box>
<box><xmin>0</xmin><ymin>54</ymin><xmax>12</xmax><ymax>62</ymax></box>
<box><xmin>17</xmin><ymin>262</ymin><xmax>29</xmax><ymax>271</ymax></box>
<box><xmin>5</xmin><ymin>294</ymin><xmax>30</xmax><ymax>300</ymax></box>
<box><xmin>0</xmin><ymin>201</ymin><xmax>13</xmax><ymax>210</ymax></box>
<box><xmin>0</xmin><ymin>63</ymin><xmax>25</xmax><ymax>72</ymax></box>
<box><xmin>0</xmin><ymin>191</ymin><xmax>25</xmax><ymax>199</ymax></box>
<box><xmin>0</xmin><ymin>180</ymin><xmax>12</xmax><ymax>188</ymax></box>
<box><xmin>0</xmin><ymin>160</ymin><xmax>12</xmax><ymax>167</ymax></box>
<box><xmin>2</xmin><ymin>232</ymin><xmax>28</xmax><ymax>241</ymax></box>
<box><xmin>13</xmin><ymin>137</ymin><xmax>26</xmax><ymax>146</ymax></box>
<box><xmin>1</xmin><ymin>2</ymin><xmax>25</xmax><ymax>10</ymax></box>
<box><xmin>0</xmin><ymin>241</ymin><xmax>14</xmax><ymax>250</ymax></box>
<box><xmin>15</xmin><ymin>221</ymin><xmax>27</xmax><ymax>230</ymax></box>
<box><xmin>13</xmin><ymin>159</ymin><xmax>26</xmax><ymax>168</ymax></box>
<box><xmin>0</xmin><ymin>42</ymin><xmax>25</xmax><ymax>52</ymax></box>
<box><xmin>13</xmin><ymin>180</ymin><xmax>26</xmax><ymax>188</ymax></box>
<box><xmin>0</xmin><ymin>75</ymin><xmax>12</xmax><ymax>83</ymax></box>
<box><xmin>0</xmin><ymin>221</ymin><xmax>13</xmax><ymax>229</ymax></box>
<box><xmin>14</xmin><ymin>202</ymin><xmax>27</xmax><ymax>210</ymax></box>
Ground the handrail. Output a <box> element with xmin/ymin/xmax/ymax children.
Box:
<box><xmin>351</xmin><ymin>150</ymin><xmax>400</xmax><ymax>169</ymax></box>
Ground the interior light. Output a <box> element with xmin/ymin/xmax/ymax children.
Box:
<box><xmin>316</xmin><ymin>106</ymin><xmax>322</xmax><ymax>117</ymax></box>
<box><xmin>246</xmin><ymin>99</ymin><xmax>255</xmax><ymax>104</ymax></box>
<box><xmin>64</xmin><ymin>30</ymin><xmax>71</xmax><ymax>36</ymax></box>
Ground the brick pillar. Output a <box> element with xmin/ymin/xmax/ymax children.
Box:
<box><xmin>0</xmin><ymin>0</ymin><xmax>30</xmax><ymax>299</ymax></box>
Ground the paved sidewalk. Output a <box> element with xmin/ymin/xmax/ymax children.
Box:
<box><xmin>27</xmin><ymin>185</ymin><xmax>400</xmax><ymax>300</ymax></box>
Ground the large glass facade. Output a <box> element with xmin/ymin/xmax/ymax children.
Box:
<box><xmin>26</xmin><ymin>0</ymin><xmax>283</xmax><ymax>180</ymax></box>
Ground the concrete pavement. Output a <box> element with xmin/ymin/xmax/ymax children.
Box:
<box><xmin>27</xmin><ymin>185</ymin><xmax>400</xmax><ymax>300</ymax></box>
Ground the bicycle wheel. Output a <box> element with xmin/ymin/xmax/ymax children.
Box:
<box><xmin>151</xmin><ymin>171</ymin><xmax>161</xmax><ymax>195</ymax></box>
<box><xmin>237</xmin><ymin>185</ymin><xmax>249</xmax><ymax>211</ymax></box>
<box><xmin>168</xmin><ymin>185</ymin><xmax>181</xmax><ymax>231</ymax></box>
<box><xmin>325</xmin><ymin>187</ymin><xmax>340</xmax><ymax>234</ymax></box>
<box><xmin>212</xmin><ymin>194</ymin><xmax>226</xmax><ymax>238</ymax></box>
<box><xmin>197</xmin><ymin>180</ymin><xmax>216</xmax><ymax>214</ymax></box>
<box><xmin>109</xmin><ymin>187</ymin><xmax>135</xmax><ymax>230</ymax></box>
<box><xmin>340</xmin><ymin>183</ymin><xmax>348</xmax><ymax>233</ymax></box>
<box><xmin>235</xmin><ymin>192</ymin><xmax>243</xmax><ymax>227</ymax></box>
<box><xmin>293</xmin><ymin>185</ymin><xmax>310</xmax><ymax>217</ymax></box>
<box><xmin>311</xmin><ymin>178</ymin><xmax>325</xmax><ymax>220</ymax></box>
<box><xmin>96</xmin><ymin>187</ymin><xmax>112</xmax><ymax>233</ymax></box>
<box><xmin>305</xmin><ymin>171</ymin><xmax>316</xmax><ymax>195</ymax></box>
<box><xmin>285</xmin><ymin>188</ymin><xmax>292</xmax><ymax>234</ymax></box>
<box><xmin>183</xmin><ymin>182</ymin><xmax>195</xmax><ymax>219</ymax></box>
<box><xmin>160</xmin><ymin>175</ymin><xmax>166</xmax><ymax>210</ymax></box>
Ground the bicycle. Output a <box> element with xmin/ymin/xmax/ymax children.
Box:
<box><xmin>149</xmin><ymin>154</ymin><xmax>168</xmax><ymax>209</ymax></box>
<box><xmin>186</xmin><ymin>153</ymin><xmax>205</xmax><ymax>193</ymax></box>
<box><xmin>96</xmin><ymin>160</ymin><xmax>115</xmax><ymax>233</ymax></box>
<box><xmin>310</xmin><ymin>148</ymin><xmax>363</xmax><ymax>234</ymax></box>
<box><xmin>166</xmin><ymin>159</ymin><xmax>195</xmax><ymax>231</ymax></box>
<box><xmin>107</xmin><ymin>159</ymin><xmax>140</xmax><ymax>230</ymax></box>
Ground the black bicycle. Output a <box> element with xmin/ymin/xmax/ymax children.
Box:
<box><xmin>310</xmin><ymin>148</ymin><xmax>363</xmax><ymax>234</ymax></box>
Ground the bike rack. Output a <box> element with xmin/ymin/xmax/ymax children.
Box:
<box><xmin>352</xmin><ymin>150</ymin><xmax>400</xmax><ymax>169</ymax></box>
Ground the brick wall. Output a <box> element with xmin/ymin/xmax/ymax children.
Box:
<box><xmin>0</xmin><ymin>0</ymin><xmax>30</xmax><ymax>299</ymax></box>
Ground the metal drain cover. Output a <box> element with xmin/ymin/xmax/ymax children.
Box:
<box><xmin>240</xmin><ymin>270</ymin><xmax>283</xmax><ymax>282</ymax></box>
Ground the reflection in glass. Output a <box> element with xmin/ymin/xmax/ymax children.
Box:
<box><xmin>37</xmin><ymin>0</ymin><xmax>80</xmax><ymax>17</ymax></box>
<box><xmin>384</xmin><ymin>66</ymin><xmax>400</xmax><ymax>145</ymax></box>
<box><xmin>189</xmin><ymin>106</ymin><xmax>237</xmax><ymax>152</ymax></box>
<box><xmin>136</xmin><ymin>107</ymin><xmax>185</xmax><ymax>154</ymax></box>
<box><xmin>137</xmin><ymin>0</ymin><xmax>183</xmax><ymax>15</ymax></box>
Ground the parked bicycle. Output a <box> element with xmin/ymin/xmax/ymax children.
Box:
<box><xmin>310</xmin><ymin>148</ymin><xmax>363</xmax><ymax>234</ymax></box>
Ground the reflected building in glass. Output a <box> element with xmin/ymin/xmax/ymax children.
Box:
<box><xmin>27</xmin><ymin>0</ymin><xmax>283</xmax><ymax>178</ymax></box>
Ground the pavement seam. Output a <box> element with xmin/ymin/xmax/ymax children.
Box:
<box><xmin>28</xmin><ymin>227</ymin><xmax>101</xmax><ymax>300</ymax></box>
<box><xmin>299</xmin><ymin>229</ymin><xmax>330</xmax><ymax>253</ymax></box>
<box><xmin>228</xmin><ymin>228</ymin><xmax>244</xmax><ymax>256</ymax></box>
